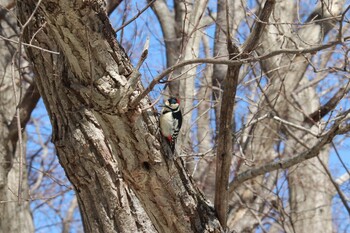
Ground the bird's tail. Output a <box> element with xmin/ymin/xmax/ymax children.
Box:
<box><xmin>170</xmin><ymin>142</ymin><xmax>175</xmax><ymax>153</ymax></box>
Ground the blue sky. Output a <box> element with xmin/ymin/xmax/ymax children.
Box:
<box><xmin>26</xmin><ymin>1</ymin><xmax>350</xmax><ymax>231</ymax></box>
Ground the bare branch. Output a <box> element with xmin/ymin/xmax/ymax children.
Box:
<box><xmin>214</xmin><ymin>46</ymin><xmax>240</xmax><ymax>228</ymax></box>
<box><xmin>241</xmin><ymin>0</ymin><xmax>276</xmax><ymax>53</ymax></box>
<box><xmin>0</xmin><ymin>34</ymin><xmax>60</xmax><ymax>54</ymax></box>
<box><xmin>338</xmin><ymin>4</ymin><xmax>350</xmax><ymax>41</ymax></box>
<box><xmin>115</xmin><ymin>0</ymin><xmax>156</xmax><ymax>32</ymax></box>
<box><xmin>135</xmin><ymin>37</ymin><xmax>149</xmax><ymax>70</ymax></box>
<box><xmin>130</xmin><ymin>38</ymin><xmax>344</xmax><ymax>108</ymax></box>
<box><xmin>229</xmin><ymin>114</ymin><xmax>347</xmax><ymax>193</ymax></box>
<box><xmin>7</xmin><ymin>82</ymin><xmax>41</xmax><ymax>146</ymax></box>
<box><xmin>305</xmin><ymin>82</ymin><xmax>350</xmax><ymax>124</ymax></box>
<box><xmin>273</xmin><ymin>115</ymin><xmax>319</xmax><ymax>137</ymax></box>
<box><xmin>316</xmin><ymin>156</ymin><xmax>350</xmax><ymax>216</ymax></box>
<box><xmin>332</xmin><ymin>142</ymin><xmax>350</xmax><ymax>180</ymax></box>
<box><xmin>214</xmin><ymin>0</ymin><xmax>275</xmax><ymax>227</ymax></box>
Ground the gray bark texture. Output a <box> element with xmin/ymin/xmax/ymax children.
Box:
<box><xmin>255</xmin><ymin>1</ymin><xmax>343</xmax><ymax>232</ymax></box>
<box><xmin>17</xmin><ymin>1</ymin><xmax>221</xmax><ymax>232</ymax></box>
<box><xmin>227</xmin><ymin>0</ymin><xmax>345</xmax><ymax>232</ymax></box>
<box><xmin>0</xmin><ymin>0</ymin><xmax>34</xmax><ymax>232</ymax></box>
<box><xmin>8</xmin><ymin>0</ymin><xmax>350</xmax><ymax>232</ymax></box>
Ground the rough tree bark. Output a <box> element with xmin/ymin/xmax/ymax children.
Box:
<box><xmin>212</xmin><ymin>0</ymin><xmax>245</xmax><ymax>128</ymax></box>
<box><xmin>193</xmin><ymin>0</ymin><xmax>246</xmax><ymax>204</ymax></box>
<box><xmin>17</xmin><ymin>1</ymin><xmax>221</xmax><ymax>232</ymax></box>
<box><xmin>0</xmin><ymin>0</ymin><xmax>35</xmax><ymax>232</ymax></box>
<box><xmin>11</xmin><ymin>0</ymin><xmax>350</xmax><ymax>232</ymax></box>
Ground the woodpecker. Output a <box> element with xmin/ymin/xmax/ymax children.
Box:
<box><xmin>159</xmin><ymin>97</ymin><xmax>182</xmax><ymax>152</ymax></box>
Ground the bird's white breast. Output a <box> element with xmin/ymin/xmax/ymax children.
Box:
<box><xmin>160</xmin><ymin>111</ymin><xmax>174</xmax><ymax>137</ymax></box>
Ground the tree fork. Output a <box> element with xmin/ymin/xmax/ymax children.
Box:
<box><xmin>17</xmin><ymin>0</ymin><xmax>223</xmax><ymax>232</ymax></box>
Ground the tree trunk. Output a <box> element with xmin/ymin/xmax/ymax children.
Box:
<box><xmin>227</xmin><ymin>1</ymin><xmax>344</xmax><ymax>231</ymax></box>
<box><xmin>13</xmin><ymin>0</ymin><xmax>349</xmax><ymax>232</ymax></box>
<box><xmin>17</xmin><ymin>1</ymin><xmax>222</xmax><ymax>232</ymax></box>
<box><xmin>0</xmin><ymin>0</ymin><xmax>34</xmax><ymax>232</ymax></box>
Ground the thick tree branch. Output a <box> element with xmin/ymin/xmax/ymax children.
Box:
<box><xmin>241</xmin><ymin>0</ymin><xmax>276</xmax><ymax>53</ymax></box>
<box><xmin>214</xmin><ymin>0</ymin><xmax>275</xmax><ymax>227</ymax></box>
<box><xmin>148</xmin><ymin>0</ymin><xmax>175</xmax><ymax>39</ymax></box>
<box><xmin>214</xmin><ymin>42</ymin><xmax>240</xmax><ymax>229</ymax></box>
<box><xmin>7</xmin><ymin>82</ymin><xmax>40</xmax><ymax>146</ymax></box>
<box><xmin>305</xmin><ymin>82</ymin><xmax>350</xmax><ymax>124</ymax></box>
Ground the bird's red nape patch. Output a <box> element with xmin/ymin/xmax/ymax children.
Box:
<box><xmin>167</xmin><ymin>135</ymin><xmax>172</xmax><ymax>142</ymax></box>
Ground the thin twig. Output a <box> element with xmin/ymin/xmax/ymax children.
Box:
<box><xmin>332</xmin><ymin>142</ymin><xmax>350</xmax><ymax>178</ymax></box>
<box><xmin>338</xmin><ymin>4</ymin><xmax>350</xmax><ymax>41</ymax></box>
<box><xmin>0</xmin><ymin>35</ymin><xmax>60</xmax><ymax>54</ymax></box>
<box><xmin>29</xmin><ymin>119</ymin><xmax>49</xmax><ymax>193</ymax></box>
<box><xmin>130</xmin><ymin>39</ymin><xmax>344</xmax><ymax>107</ymax></box>
<box><xmin>305</xmin><ymin>81</ymin><xmax>350</xmax><ymax>124</ymax></box>
<box><xmin>115</xmin><ymin>0</ymin><xmax>156</xmax><ymax>32</ymax></box>
<box><xmin>316</xmin><ymin>155</ymin><xmax>350</xmax><ymax>217</ymax></box>
<box><xmin>20</xmin><ymin>0</ymin><xmax>42</xmax><ymax>29</ymax></box>
<box><xmin>135</xmin><ymin>37</ymin><xmax>149</xmax><ymax>70</ymax></box>
<box><xmin>15</xmin><ymin>0</ymin><xmax>43</xmax><ymax>203</ymax></box>
<box><xmin>10</xmin><ymin>52</ymin><xmax>24</xmax><ymax>203</ymax></box>
<box><xmin>273</xmin><ymin>115</ymin><xmax>319</xmax><ymax>137</ymax></box>
<box><xmin>229</xmin><ymin>112</ymin><xmax>348</xmax><ymax>193</ymax></box>
<box><xmin>127</xmin><ymin>38</ymin><xmax>150</xmax><ymax>108</ymax></box>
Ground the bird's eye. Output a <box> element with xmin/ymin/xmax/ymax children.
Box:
<box><xmin>169</xmin><ymin>98</ymin><xmax>177</xmax><ymax>104</ymax></box>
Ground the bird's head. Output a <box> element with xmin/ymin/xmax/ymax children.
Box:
<box><xmin>164</xmin><ymin>97</ymin><xmax>180</xmax><ymax>110</ymax></box>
